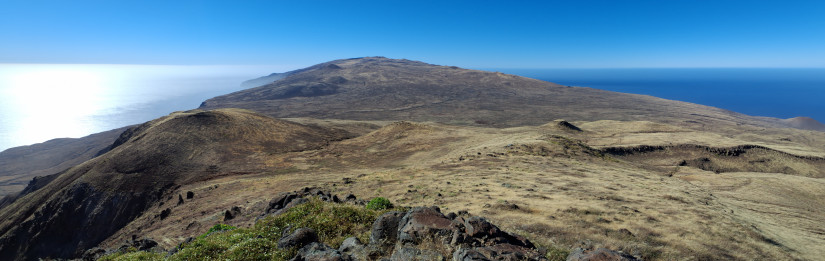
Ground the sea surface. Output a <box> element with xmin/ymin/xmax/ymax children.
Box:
<box><xmin>0</xmin><ymin>64</ymin><xmax>285</xmax><ymax>152</ymax></box>
<box><xmin>496</xmin><ymin>68</ymin><xmax>825</xmax><ymax>123</ymax></box>
<box><xmin>1</xmin><ymin>66</ymin><xmax>823</xmax><ymax>152</ymax></box>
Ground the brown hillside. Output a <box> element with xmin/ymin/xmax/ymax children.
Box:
<box><xmin>0</xmin><ymin>109</ymin><xmax>349</xmax><ymax>260</ymax></box>
<box><xmin>0</xmin><ymin>127</ymin><xmax>126</xmax><ymax>198</ymax></box>
<box><xmin>200</xmin><ymin>57</ymin><xmax>797</xmax><ymax>131</ymax></box>
<box><xmin>94</xmin><ymin>118</ymin><xmax>825</xmax><ymax>260</ymax></box>
<box><xmin>782</xmin><ymin>116</ymin><xmax>825</xmax><ymax>131</ymax></box>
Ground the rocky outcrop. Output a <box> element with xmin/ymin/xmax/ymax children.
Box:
<box><xmin>260</xmin><ymin>189</ymin><xmax>548</xmax><ymax>260</ymax></box>
<box><xmin>81</xmin><ymin>188</ymin><xmax>638</xmax><ymax>261</ymax></box>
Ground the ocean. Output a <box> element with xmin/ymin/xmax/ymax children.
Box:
<box><xmin>1</xmin><ymin>66</ymin><xmax>823</xmax><ymax>152</ymax></box>
<box><xmin>496</xmin><ymin>68</ymin><xmax>825</xmax><ymax>123</ymax></box>
<box><xmin>0</xmin><ymin>64</ymin><xmax>285</xmax><ymax>152</ymax></box>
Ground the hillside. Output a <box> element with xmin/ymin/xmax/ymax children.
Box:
<box><xmin>0</xmin><ymin>127</ymin><xmax>126</xmax><ymax>198</ymax></box>
<box><xmin>201</xmin><ymin>57</ymin><xmax>799</xmax><ymax>131</ymax></box>
<box><xmin>0</xmin><ymin>109</ymin><xmax>350</xmax><ymax>260</ymax></box>
<box><xmin>0</xmin><ymin>57</ymin><xmax>823</xmax><ymax>260</ymax></box>
<box><xmin>80</xmin><ymin>117</ymin><xmax>825</xmax><ymax>260</ymax></box>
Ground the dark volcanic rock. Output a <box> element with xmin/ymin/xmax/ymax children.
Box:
<box><xmin>224</xmin><ymin>206</ymin><xmax>242</xmax><ymax>221</ymax></box>
<box><xmin>292</xmin><ymin>242</ymin><xmax>351</xmax><ymax>261</ymax></box>
<box><xmin>567</xmin><ymin>247</ymin><xmax>639</xmax><ymax>261</ymax></box>
<box><xmin>338</xmin><ymin>237</ymin><xmax>367</xmax><ymax>259</ymax></box>
<box><xmin>390</xmin><ymin>246</ymin><xmax>445</xmax><ymax>261</ymax></box>
<box><xmin>132</xmin><ymin>238</ymin><xmax>159</xmax><ymax>251</ymax></box>
<box><xmin>81</xmin><ymin>247</ymin><xmax>107</xmax><ymax>261</ymax></box>
<box><xmin>398</xmin><ymin>207</ymin><xmax>457</xmax><ymax>244</ymax></box>
<box><xmin>370</xmin><ymin>211</ymin><xmax>405</xmax><ymax>245</ymax></box>
<box><xmin>279</xmin><ymin>228</ymin><xmax>319</xmax><ymax>249</ymax></box>
<box><xmin>464</xmin><ymin>216</ymin><xmax>500</xmax><ymax>239</ymax></box>
<box><xmin>454</xmin><ymin>244</ymin><xmax>545</xmax><ymax>261</ymax></box>
<box><xmin>557</xmin><ymin>120</ymin><xmax>583</xmax><ymax>132</ymax></box>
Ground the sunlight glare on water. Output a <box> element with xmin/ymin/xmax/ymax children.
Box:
<box><xmin>0</xmin><ymin>64</ymin><xmax>288</xmax><ymax>152</ymax></box>
<box><xmin>2</xmin><ymin>65</ymin><xmax>111</xmax><ymax>148</ymax></box>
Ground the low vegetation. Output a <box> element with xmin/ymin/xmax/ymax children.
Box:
<box><xmin>365</xmin><ymin>196</ymin><xmax>393</xmax><ymax>210</ymax></box>
<box><xmin>100</xmin><ymin>197</ymin><xmax>397</xmax><ymax>261</ymax></box>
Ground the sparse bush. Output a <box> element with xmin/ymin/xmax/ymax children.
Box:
<box><xmin>366</xmin><ymin>197</ymin><xmax>393</xmax><ymax>210</ymax></box>
<box><xmin>199</xmin><ymin>223</ymin><xmax>236</xmax><ymax>239</ymax></box>
<box><xmin>545</xmin><ymin>245</ymin><xmax>570</xmax><ymax>261</ymax></box>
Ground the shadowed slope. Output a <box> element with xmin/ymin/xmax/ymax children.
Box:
<box><xmin>201</xmin><ymin>57</ymin><xmax>797</xmax><ymax>130</ymax></box>
<box><xmin>0</xmin><ymin>127</ymin><xmax>126</xmax><ymax>197</ymax></box>
<box><xmin>0</xmin><ymin>109</ymin><xmax>349</xmax><ymax>260</ymax></box>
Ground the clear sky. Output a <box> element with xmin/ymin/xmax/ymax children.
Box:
<box><xmin>1</xmin><ymin>0</ymin><xmax>824</xmax><ymax>68</ymax></box>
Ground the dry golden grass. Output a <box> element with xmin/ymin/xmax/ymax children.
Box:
<box><xmin>99</xmin><ymin>118</ymin><xmax>823</xmax><ymax>260</ymax></box>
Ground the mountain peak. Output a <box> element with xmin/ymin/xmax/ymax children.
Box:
<box><xmin>203</xmin><ymin>57</ymin><xmax>792</xmax><ymax>130</ymax></box>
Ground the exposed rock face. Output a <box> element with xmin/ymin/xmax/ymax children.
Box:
<box><xmin>279</xmin><ymin>228</ymin><xmax>319</xmax><ymax>249</ymax></box>
<box><xmin>241</xmin><ymin>189</ymin><xmax>550</xmax><ymax>260</ymax></box>
<box><xmin>370</xmin><ymin>211</ymin><xmax>405</xmax><ymax>245</ymax></box>
<box><xmin>397</xmin><ymin>207</ymin><xmax>457</xmax><ymax>244</ymax></box>
<box><xmin>602</xmin><ymin>144</ymin><xmax>825</xmax><ymax>177</ymax></box>
<box><xmin>292</xmin><ymin>242</ymin><xmax>351</xmax><ymax>261</ymax></box>
<box><xmin>372</xmin><ymin>205</ymin><xmax>545</xmax><ymax>260</ymax></box>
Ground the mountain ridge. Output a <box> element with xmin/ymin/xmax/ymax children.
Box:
<box><xmin>201</xmin><ymin>57</ymin><xmax>806</xmax><ymax>131</ymax></box>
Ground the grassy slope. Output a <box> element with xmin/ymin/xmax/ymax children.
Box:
<box><xmin>100</xmin><ymin>119</ymin><xmax>825</xmax><ymax>260</ymax></box>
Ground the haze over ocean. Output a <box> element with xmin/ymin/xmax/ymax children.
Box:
<box><xmin>0</xmin><ymin>64</ymin><xmax>285</xmax><ymax>152</ymax></box>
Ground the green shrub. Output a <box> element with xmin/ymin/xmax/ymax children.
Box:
<box><xmin>198</xmin><ymin>223</ymin><xmax>237</xmax><ymax>239</ymax></box>
<box><xmin>366</xmin><ymin>197</ymin><xmax>393</xmax><ymax>210</ymax></box>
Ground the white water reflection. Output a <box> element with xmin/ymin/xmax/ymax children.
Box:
<box><xmin>0</xmin><ymin>64</ymin><xmax>289</xmax><ymax>152</ymax></box>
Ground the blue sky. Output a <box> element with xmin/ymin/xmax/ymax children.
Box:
<box><xmin>1</xmin><ymin>0</ymin><xmax>824</xmax><ymax>68</ymax></box>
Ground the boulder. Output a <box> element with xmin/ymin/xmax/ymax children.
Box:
<box><xmin>454</xmin><ymin>244</ymin><xmax>545</xmax><ymax>261</ymax></box>
<box><xmin>132</xmin><ymin>238</ymin><xmax>158</xmax><ymax>251</ymax></box>
<box><xmin>397</xmin><ymin>207</ymin><xmax>457</xmax><ymax>244</ymax></box>
<box><xmin>390</xmin><ymin>246</ymin><xmax>445</xmax><ymax>261</ymax></box>
<box><xmin>81</xmin><ymin>247</ymin><xmax>107</xmax><ymax>261</ymax></box>
<box><xmin>462</xmin><ymin>217</ymin><xmax>534</xmax><ymax>248</ymax></box>
<box><xmin>291</xmin><ymin>242</ymin><xmax>351</xmax><ymax>261</ymax></box>
<box><xmin>338</xmin><ymin>237</ymin><xmax>368</xmax><ymax>260</ymax></box>
<box><xmin>267</xmin><ymin>192</ymin><xmax>299</xmax><ymax>213</ymax></box>
<box><xmin>224</xmin><ymin>206</ymin><xmax>242</xmax><ymax>221</ymax></box>
<box><xmin>370</xmin><ymin>211</ymin><xmax>405</xmax><ymax>245</ymax></box>
<box><xmin>278</xmin><ymin>228</ymin><xmax>319</xmax><ymax>249</ymax></box>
